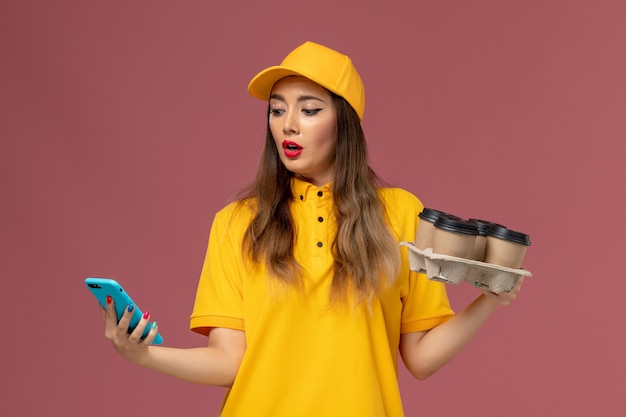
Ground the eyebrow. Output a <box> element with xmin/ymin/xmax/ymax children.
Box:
<box><xmin>269</xmin><ymin>93</ymin><xmax>326</xmax><ymax>103</ymax></box>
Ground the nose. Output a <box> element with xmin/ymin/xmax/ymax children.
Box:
<box><xmin>282</xmin><ymin>110</ymin><xmax>299</xmax><ymax>135</ymax></box>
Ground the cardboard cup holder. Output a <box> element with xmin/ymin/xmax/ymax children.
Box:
<box><xmin>400</xmin><ymin>242</ymin><xmax>532</xmax><ymax>293</ymax></box>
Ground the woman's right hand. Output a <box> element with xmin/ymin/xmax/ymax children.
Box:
<box><xmin>98</xmin><ymin>295</ymin><xmax>246</xmax><ymax>386</ymax></box>
<box><xmin>99</xmin><ymin>295</ymin><xmax>159</xmax><ymax>365</ymax></box>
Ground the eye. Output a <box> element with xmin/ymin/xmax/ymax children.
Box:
<box><xmin>269</xmin><ymin>108</ymin><xmax>285</xmax><ymax>116</ymax></box>
<box><xmin>302</xmin><ymin>108</ymin><xmax>322</xmax><ymax>116</ymax></box>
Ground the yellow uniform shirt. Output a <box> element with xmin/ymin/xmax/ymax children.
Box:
<box><xmin>190</xmin><ymin>178</ymin><xmax>454</xmax><ymax>416</ymax></box>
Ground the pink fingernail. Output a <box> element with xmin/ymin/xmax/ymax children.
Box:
<box><xmin>143</xmin><ymin>311</ymin><xmax>150</xmax><ymax>319</ymax></box>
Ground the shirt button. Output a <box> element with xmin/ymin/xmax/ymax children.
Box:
<box><xmin>317</xmin><ymin>216</ymin><xmax>324</xmax><ymax>222</ymax></box>
<box><xmin>317</xmin><ymin>191</ymin><xmax>323</xmax><ymax>197</ymax></box>
<box><xmin>317</xmin><ymin>242</ymin><xmax>323</xmax><ymax>248</ymax></box>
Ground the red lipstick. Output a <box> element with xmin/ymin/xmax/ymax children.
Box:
<box><xmin>282</xmin><ymin>140</ymin><xmax>303</xmax><ymax>158</ymax></box>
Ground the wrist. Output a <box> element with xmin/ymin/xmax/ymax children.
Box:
<box><xmin>471</xmin><ymin>293</ymin><xmax>501</xmax><ymax>313</ymax></box>
<box><xmin>118</xmin><ymin>345</ymin><xmax>151</xmax><ymax>367</ymax></box>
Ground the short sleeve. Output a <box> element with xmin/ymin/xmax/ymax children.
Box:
<box><xmin>400</xmin><ymin>270</ymin><xmax>455</xmax><ymax>333</ymax></box>
<box><xmin>380</xmin><ymin>188</ymin><xmax>455</xmax><ymax>333</ymax></box>
<box><xmin>190</xmin><ymin>204</ymin><xmax>249</xmax><ymax>336</ymax></box>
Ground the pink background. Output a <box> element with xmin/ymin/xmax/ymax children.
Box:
<box><xmin>2</xmin><ymin>1</ymin><xmax>624</xmax><ymax>415</ymax></box>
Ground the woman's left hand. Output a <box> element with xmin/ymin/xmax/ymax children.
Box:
<box><xmin>481</xmin><ymin>276</ymin><xmax>525</xmax><ymax>307</ymax></box>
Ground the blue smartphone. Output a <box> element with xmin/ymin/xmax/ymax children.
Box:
<box><xmin>85</xmin><ymin>277</ymin><xmax>163</xmax><ymax>345</ymax></box>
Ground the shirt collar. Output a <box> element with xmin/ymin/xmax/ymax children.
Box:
<box><xmin>291</xmin><ymin>176</ymin><xmax>332</xmax><ymax>202</ymax></box>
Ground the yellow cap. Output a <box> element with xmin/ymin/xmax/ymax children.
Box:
<box><xmin>248</xmin><ymin>41</ymin><xmax>365</xmax><ymax>120</ymax></box>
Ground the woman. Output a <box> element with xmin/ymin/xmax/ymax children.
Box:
<box><xmin>101</xmin><ymin>41</ymin><xmax>523</xmax><ymax>416</ymax></box>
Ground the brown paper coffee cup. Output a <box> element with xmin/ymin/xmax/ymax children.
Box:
<box><xmin>484</xmin><ymin>225</ymin><xmax>531</xmax><ymax>268</ymax></box>
<box><xmin>432</xmin><ymin>215</ymin><xmax>479</xmax><ymax>259</ymax></box>
<box><xmin>414</xmin><ymin>208</ymin><xmax>447</xmax><ymax>250</ymax></box>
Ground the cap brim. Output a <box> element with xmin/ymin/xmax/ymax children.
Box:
<box><xmin>248</xmin><ymin>66</ymin><xmax>327</xmax><ymax>102</ymax></box>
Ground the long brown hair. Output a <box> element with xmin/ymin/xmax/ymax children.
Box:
<box><xmin>240</xmin><ymin>92</ymin><xmax>401</xmax><ymax>304</ymax></box>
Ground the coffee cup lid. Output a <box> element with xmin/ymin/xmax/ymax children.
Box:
<box><xmin>418</xmin><ymin>208</ymin><xmax>447</xmax><ymax>223</ymax></box>
<box><xmin>434</xmin><ymin>215</ymin><xmax>479</xmax><ymax>236</ymax></box>
<box><xmin>468</xmin><ymin>218</ymin><xmax>507</xmax><ymax>236</ymax></box>
<box><xmin>468</xmin><ymin>219</ymin><xmax>493</xmax><ymax>236</ymax></box>
<box><xmin>487</xmin><ymin>225</ymin><xmax>531</xmax><ymax>245</ymax></box>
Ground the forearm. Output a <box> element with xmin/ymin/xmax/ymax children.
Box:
<box><xmin>137</xmin><ymin>345</ymin><xmax>240</xmax><ymax>386</ymax></box>
<box><xmin>103</xmin><ymin>299</ymin><xmax>245</xmax><ymax>386</ymax></box>
<box><xmin>403</xmin><ymin>294</ymin><xmax>498</xmax><ymax>379</ymax></box>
